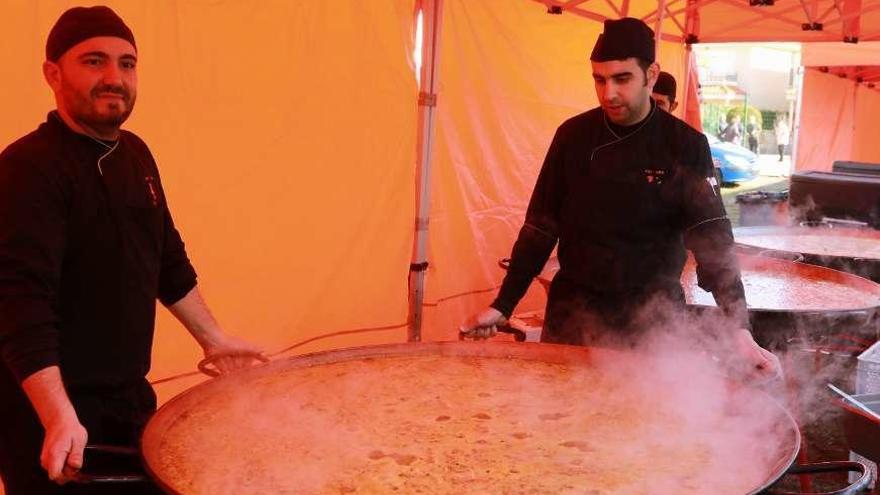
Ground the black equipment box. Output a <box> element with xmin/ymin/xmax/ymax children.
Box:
<box><xmin>789</xmin><ymin>170</ymin><xmax>880</xmax><ymax>227</ymax></box>
<box><xmin>832</xmin><ymin>160</ymin><xmax>880</xmax><ymax>176</ymax></box>
<box><xmin>831</xmin><ymin>160</ymin><xmax>880</xmax><ymax>175</ymax></box>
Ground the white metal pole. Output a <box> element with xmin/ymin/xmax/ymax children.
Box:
<box><xmin>790</xmin><ymin>64</ymin><xmax>805</xmax><ymax>173</ymax></box>
<box><xmin>407</xmin><ymin>0</ymin><xmax>444</xmax><ymax>342</ymax></box>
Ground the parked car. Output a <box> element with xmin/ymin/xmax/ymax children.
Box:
<box><xmin>705</xmin><ymin>133</ymin><xmax>760</xmax><ymax>184</ymax></box>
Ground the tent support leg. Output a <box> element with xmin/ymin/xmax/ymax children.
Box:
<box><xmin>407</xmin><ymin>0</ymin><xmax>445</xmax><ymax>342</ymax></box>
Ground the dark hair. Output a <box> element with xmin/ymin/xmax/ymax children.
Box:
<box><xmin>653</xmin><ymin>71</ymin><xmax>677</xmax><ymax>102</ymax></box>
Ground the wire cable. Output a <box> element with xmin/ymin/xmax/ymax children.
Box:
<box><xmin>150</xmin><ymin>282</ymin><xmax>501</xmax><ymax>385</ymax></box>
<box><xmin>150</xmin><ymin>322</ymin><xmax>406</xmax><ymax>385</ymax></box>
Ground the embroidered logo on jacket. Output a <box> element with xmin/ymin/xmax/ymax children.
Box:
<box><xmin>643</xmin><ymin>168</ymin><xmax>667</xmax><ymax>184</ymax></box>
<box><xmin>144</xmin><ymin>176</ymin><xmax>159</xmax><ymax>207</ymax></box>
<box><xmin>706</xmin><ymin>176</ymin><xmax>719</xmax><ymax>196</ymax></box>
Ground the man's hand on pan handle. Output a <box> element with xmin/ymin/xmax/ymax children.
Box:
<box><xmin>460</xmin><ymin>307</ymin><xmax>508</xmax><ymax>340</ymax></box>
<box><xmin>728</xmin><ymin>328</ymin><xmax>783</xmax><ymax>385</ymax></box>
<box><xmin>21</xmin><ymin>366</ymin><xmax>89</xmax><ymax>484</ymax></box>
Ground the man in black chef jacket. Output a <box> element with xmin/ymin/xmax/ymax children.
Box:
<box><xmin>461</xmin><ymin>17</ymin><xmax>780</xmax><ymax>382</ymax></box>
<box><xmin>0</xmin><ymin>6</ymin><xmax>263</xmax><ymax>494</ymax></box>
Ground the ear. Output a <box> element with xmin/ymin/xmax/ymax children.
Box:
<box><xmin>646</xmin><ymin>62</ymin><xmax>660</xmax><ymax>88</ymax></box>
<box><xmin>43</xmin><ymin>60</ymin><xmax>62</xmax><ymax>92</ymax></box>
<box><xmin>670</xmin><ymin>101</ymin><xmax>679</xmax><ymax>112</ymax></box>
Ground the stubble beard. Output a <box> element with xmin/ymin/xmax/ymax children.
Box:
<box><xmin>64</xmin><ymin>83</ymin><xmax>136</xmax><ymax>135</ymax></box>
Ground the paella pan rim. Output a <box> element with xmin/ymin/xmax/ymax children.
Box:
<box><xmin>140</xmin><ymin>341</ymin><xmax>801</xmax><ymax>495</ymax></box>
<box><xmin>539</xmin><ymin>252</ymin><xmax>880</xmax><ymax>314</ymax></box>
<box><xmin>732</xmin><ymin>225</ymin><xmax>880</xmax><ymax>262</ymax></box>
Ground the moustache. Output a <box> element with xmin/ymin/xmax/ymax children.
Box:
<box><xmin>92</xmin><ymin>85</ymin><xmax>129</xmax><ymax>100</ymax></box>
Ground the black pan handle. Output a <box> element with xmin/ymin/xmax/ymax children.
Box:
<box><xmin>459</xmin><ymin>324</ymin><xmax>526</xmax><ymax>342</ymax></box>
<box><xmin>498</xmin><ymin>258</ymin><xmax>511</xmax><ymax>270</ymax></box>
<box><xmin>71</xmin><ymin>444</ymin><xmax>148</xmax><ymax>484</ymax></box>
<box><xmin>762</xmin><ymin>461</ymin><xmax>872</xmax><ymax>495</ymax></box>
<box><xmin>198</xmin><ymin>351</ymin><xmax>270</xmax><ymax>377</ymax></box>
<box><xmin>73</xmin><ymin>472</ymin><xmax>148</xmax><ymax>484</ymax></box>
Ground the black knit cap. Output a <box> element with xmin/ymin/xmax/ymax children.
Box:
<box><xmin>590</xmin><ymin>17</ymin><xmax>655</xmax><ymax>63</ymax></box>
<box><xmin>653</xmin><ymin>71</ymin><xmax>677</xmax><ymax>101</ymax></box>
<box><xmin>46</xmin><ymin>6</ymin><xmax>136</xmax><ymax>62</ymax></box>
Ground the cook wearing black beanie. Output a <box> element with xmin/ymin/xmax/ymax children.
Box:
<box><xmin>462</xmin><ymin>16</ymin><xmax>781</xmax><ymax>387</ymax></box>
<box><xmin>0</xmin><ymin>5</ymin><xmax>263</xmax><ymax>494</ymax></box>
<box><xmin>590</xmin><ymin>17</ymin><xmax>656</xmax><ymax>63</ymax></box>
<box><xmin>41</xmin><ymin>5</ymin><xmax>139</xmax><ymax>141</ymax></box>
<box><xmin>587</xmin><ymin>17</ymin><xmax>661</xmax><ymax>126</ymax></box>
<box><xmin>45</xmin><ymin>5</ymin><xmax>137</xmax><ymax>62</ymax></box>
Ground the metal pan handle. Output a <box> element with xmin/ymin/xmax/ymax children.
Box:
<box><xmin>73</xmin><ymin>473</ymin><xmax>148</xmax><ymax>484</ymax></box>
<box><xmin>756</xmin><ymin>249</ymin><xmax>805</xmax><ymax>263</ymax></box>
<box><xmin>71</xmin><ymin>444</ymin><xmax>148</xmax><ymax>484</ymax></box>
<box><xmin>459</xmin><ymin>324</ymin><xmax>527</xmax><ymax>342</ymax></box>
<box><xmin>198</xmin><ymin>351</ymin><xmax>270</xmax><ymax>377</ymax></box>
<box><xmin>762</xmin><ymin>461</ymin><xmax>872</xmax><ymax>495</ymax></box>
<box><xmin>799</xmin><ymin>220</ymin><xmax>834</xmax><ymax>228</ymax></box>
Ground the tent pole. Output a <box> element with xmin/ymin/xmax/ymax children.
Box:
<box><xmin>842</xmin><ymin>0</ymin><xmax>862</xmax><ymax>41</ymax></box>
<box><xmin>790</xmin><ymin>65</ymin><xmax>805</xmax><ymax>172</ymax></box>
<box><xmin>682</xmin><ymin>45</ymin><xmax>691</xmax><ymax>118</ymax></box>
<box><xmin>408</xmin><ymin>0</ymin><xmax>444</xmax><ymax>342</ymax></box>
<box><xmin>654</xmin><ymin>0</ymin><xmax>668</xmax><ymax>62</ymax></box>
<box><xmin>682</xmin><ymin>0</ymin><xmax>701</xmax><ymax>127</ymax></box>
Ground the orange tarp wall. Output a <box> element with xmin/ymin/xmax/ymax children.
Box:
<box><xmin>796</xmin><ymin>42</ymin><xmax>880</xmax><ymax>171</ymax></box>
<box><xmin>795</xmin><ymin>68</ymin><xmax>880</xmax><ymax>171</ymax></box>
<box><xmin>795</xmin><ymin>69</ymin><xmax>856</xmax><ymax>172</ymax></box>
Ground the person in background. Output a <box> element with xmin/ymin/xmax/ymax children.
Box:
<box><xmin>746</xmin><ymin>115</ymin><xmax>760</xmax><ymax>154</ymax></box>
<box><xmin>460</xmin><ymin>17</ymin><xmax>780</xmax><ymax>385</ymax></box>
<box><xmin>720</xmin><ymin>114</ymin><xmax>742</xmax><ymax>145</ymax></box>
<box><xmin>0</xmin><ymin>6</ymin><xmax>262</xmax><ymax>494</ymax></box>
<box><xmin>775</xmin><ymin>116</ymin><xmax>790</xmax><ymax>161</ymax></box>
<box><xmin>651</xmin><ymin>71</ymin><xmax>678</xmax><ymax>113</ymax></box>
<box><xmin>717</xmin><ymin>114</ymin><xmax>727</xmax><ymax>137</ymax></box>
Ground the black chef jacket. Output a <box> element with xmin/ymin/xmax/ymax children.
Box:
<box><xmin>491</xmin><ymin>103</ymin><xmax>748</xmax><ymax>345</ymax></box>
<box><xmin>0</xmin><ymin>112</ymin><xmax>196</xmax><ymax>494</ymax></box>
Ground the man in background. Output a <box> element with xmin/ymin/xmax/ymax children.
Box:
<box><xmin>775</xmin><ymin>116</ymin><xmax>790</xmax><ymax>161</ymax></box>
<box><xmin>720</xmin><ymin>114</ymin><xmax>743</xmax><ymax>145</ymax></box>
<box><xmin>746</xmin><ymin>115</ymin><xmax>760</xmax><ymax>154</ymax></box>
<box><xmin>652</xmin><ymin>71</ymin><xmax>678</xmax><ymax>113</ymax></box>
